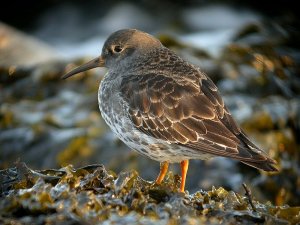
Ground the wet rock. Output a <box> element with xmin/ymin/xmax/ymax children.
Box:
<box><xmin>0</xmin><ymin>22</ymin><xmax>61</xmax><ymax>68</ymax></box>
<box><xmin>99</xmin><ymin>3</ymin><xmax>156</xmax><ymax>34</ymax></box>
<box><xmin>181</xmin><ymin>4</ymin><xmax>260</xmax><ymax>31</ymax></box>
<box><xmin>179</xmin><ymin>29</ymin><xmax>235</xmax><ymax>57</ymax></box>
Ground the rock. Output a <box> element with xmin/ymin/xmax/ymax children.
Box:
<box><xmin>0</xmin><ymin>22</ymin><xmax>61</xmax><ymax>68</ymax></box>
<box><xmin>181</xmin><ymin>4</ymin><xmax>260</xmax><ymax>31</ymax></box>
<box><xmin>99</xmin><ymin>3</ymin><xmax>156</xmax><ymax>34</ymax></box>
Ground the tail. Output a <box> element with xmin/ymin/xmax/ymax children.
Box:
<box><xmin>219</xmin><ymin>106</ymin><xmax>279</xmax><ymax>172</ymax></box>
<box><xmin>241</xmin><ymin>159</ymin><xmax>278</xmax><ymax>172</ymax></box>
<box><xmin>238</xmin><ymin>132</ymin><xmax>278</xmax><ymax>172</ymax></box>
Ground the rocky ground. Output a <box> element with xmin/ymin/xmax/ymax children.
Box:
<box><xmin>1</xmin><ymin>163</ymin><xmax>299</xmax><ymax>225</ymax></box>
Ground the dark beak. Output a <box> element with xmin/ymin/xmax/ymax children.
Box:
<box><xmin>62</xmin><ymin>56</ymin><xmax>105</xmax><ymax>79</ymax></box>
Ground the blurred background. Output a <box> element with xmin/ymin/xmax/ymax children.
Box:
<box><xmin>0</xmin><ymin>0</ymin><xmax>299</xmax><ymax>206</ymax></box>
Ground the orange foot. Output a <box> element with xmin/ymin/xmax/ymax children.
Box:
<box><xmin>155</xmin><ymin>161</ymin><xmax>169</xmax><ymax>184</ymax></box>
<box><xmin>155</xmin><ymin>160</ymin><xmax>189</xmax><ymax>193</ymax></box>
<box><xmin>180</xmin><ymin>160</ymin><xmax>189</xmax><ymax>193</ymax></box>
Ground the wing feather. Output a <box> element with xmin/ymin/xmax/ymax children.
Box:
<box><xmin>121</xmin><ymin>70</ymin><xmax>277</xmax><ymax>167</ymax></box>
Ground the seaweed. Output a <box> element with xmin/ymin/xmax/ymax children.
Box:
<box><xmin>1</xmin><ymin>163</ymin><xmax>299</xmax><ymax>225</ymax></box>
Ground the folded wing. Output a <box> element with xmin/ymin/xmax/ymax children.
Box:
<box><xmin>121</xmin><ymin>71</ymin><xmax>277</xmax><ymax>171</ymax></box>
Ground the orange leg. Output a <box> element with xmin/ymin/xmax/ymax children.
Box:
<box><xmin>155</xmin><ymin>161</ymin><xmax>169</xmax><ymax>184</ymax></box>
<box><xmin>180</xmin><ymin>160</ymin><xmax>189</xmax><ymax>192</ymax></box>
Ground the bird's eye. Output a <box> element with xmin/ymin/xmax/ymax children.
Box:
<box><xmin>112</xmin><ymin>45</ymin><xmax>123</xmax><ymax>53</ymax></box>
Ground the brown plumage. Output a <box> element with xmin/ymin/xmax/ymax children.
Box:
<box><xmin>62</xmin><ymin>29</ymin><xmax>278</xmax><ymax>192</ymax></box>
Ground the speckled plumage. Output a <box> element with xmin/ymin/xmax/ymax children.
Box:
<box><xmin>63</xmin><ymin>29</ymin><xmax>277</xmax><ymax>191</ymax></box>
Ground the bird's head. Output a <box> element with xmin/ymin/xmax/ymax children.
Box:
<box><xmin>62</xmin><ymin>29</ymin><xmax>162</xmax><ymax>79</ymax></box>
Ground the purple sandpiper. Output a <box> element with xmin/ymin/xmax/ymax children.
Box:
<box><xmin>62</xmin><ymin>29</ymin><xmax>278</xmax><ymax>192</ymax></box>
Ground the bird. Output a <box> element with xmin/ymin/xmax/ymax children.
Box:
<box><xmin>62</xmin><ymin>29</ymin><xmax>278</xmax><ymax>192</ymax></box>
